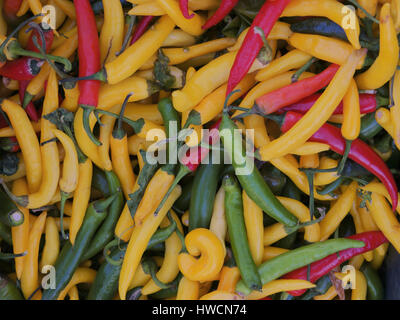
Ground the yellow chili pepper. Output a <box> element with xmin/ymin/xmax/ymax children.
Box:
<box><xmin>172</xmin><ymin>50</ymin><xmax>268</xmax><ymax>112</ymax></box>
<box><xmin>98</xmin><ymin>114</ymin><xmax>116</xmax><ymax>172</ymax></box>
<box><xmin>371</xmin><ymin>242</ymin><xmax>389</xmax><ymax>269</ymax></box>
<box><xmin>127</xmin><ymin>135</ymin><xmax>153</xmax><ymax>155</ymax></box>
<box><xmin>3</xmin><ymin>78</ymin><xmax>19</xmax><ymax>91</ymax></box>
<box><xmin>124</xmin><ymin>103</ymin><xmax>163</xmax><ymax>125</ymax></box>
<box><xmin>342</xmin><ymin>79</ymin><xmax>361</xmax><ymax>141</ymax></box>
<box><xmin>26</xmin><ymin>32</ymin><xmax>78</xmax><ymax>100</ymax></box>
<box><xmin>336</xmin><ymin>270</ymin><xmax>367</xmax><ymax>300</ymax></box>
<box><xmin>0</xmin><ymin>121</ymin><xmax>41</xmax><ymax>139</ymax></box>
<box><xmin>319</xmin><ymin>181</ymin><xmax>357</xmax><ymax>241</ymax></box>
<box><xmin>391</xmin><ymin>0</ymin><xmax>400</xmax><ymax>31</ymax></box>
<box><xmin>217</xmin><ymin>266</ymin><xmax>241</xmax><ymax>294</ymax></box>
<box><xmin>39</xmin><ymin>217</ymin><xmax>60</xmax><ymax>269</ymax></box>
<box><xmin>57</xmin><ymin>268</ymin><xmax>97</xmax><ymax>300</ymax></box>
<box><xmin>349</xmin><ymin>254</ymin><xmax>365</xmax><ymax>270</ymax></box>
<box><xmin>200</xmin><ymin>291</ymin><xmax>243</xmax><ymax>300</ymax></box>
<box><xmin>255</xmin><ymin>49</ymin><xmax>313</xmax><ymax>82</ymax></box>
<box><xmin>300</xmin><ymin>154</ymin><xmax>319</xmax><ymax>169</ymax></box>
<box><xmin>69</xmin><ymin>158</ymin><xmax>92</xmax><ymax>245</ymax></box>
<box><xmin>314</xmin><ymin>157</ymin><xmax>339</xmax><ymax>186</ymax></box>
<box><xmin>350</xmin><ymin>201</ymin><xmax>374</xmax><ymax>262</ymax></box>
<box><xmin>366</xmin><ymin>192</ymin><xmax>400</xmax><ymax>253</ymax></box>
<box><xmin>376</xmin><ymin>107</ymin><xmax>395</xmax><ymax>141</ymax></box>
<box><xmin>27</xmin><ymin>0</ymin><xmax>42</xmax><ymax>15</ymax></box>
<box><xmin>282</xmin><ymin>0</ymin><xmax>361</xmax><ymax>49</ymax></box>
<box><xmin>141</xmin><ymin>211</ymin><xmax>183</xmax><ymax>295</ymax></box>
<box><xmin>390</xmin><ymin>69</ymin><xmax>400</xmax><ymax>149</ymax></box>
<box><xmin>20</xmin><ymin>211</ymin><xmax>47</xmax><ymax>299</ymax></box>
<box><xmin>259</xmin><ymin>49</ymin><xmax>367</xmax><ymax>161</ymax></box>
<box><xmin>119</xmin><ymin>185</ymin><xmax>181</xmax><ymax>300</ymax></box>
<box><xmin>140</xmin><ymin>37</ymin><xmax>236</xmax><ymax>70</ymax></box>
<box><xmin>293</xmin><ymin>142</ymin><xmax>331</xmax><ymax>156</ymax></box>
<box><xmin>360</xmin><ymin>180</ymin><xmax>400</xmax><ymax>214</ymax></box>
<box><xmin>67</xmin><ymin>286</ymin><xmax>79</xmax><ymax>301</ymax></box>
<box><xmin>54</xmin><ymin>0</ymin><xmax>76</xmax><ymax>20</ymax></box>
<box><xmin>155</xmin><ymin>0</ymin><xmax>205</xmax><ymax>36</ymax></box>
<box><xmin>209</xmin><ymin>186</ymin><xmax>227</xmax><ymax>257</ymax></box>
<box><xmin>176</xmin><ymin>277</ymin><xmax>199</xmax><ymax>300</ymax></box>
<box><xmin>0</xmin><ymin>99</ymin><xmax>42</xmax><ymax>193</ymax></box>
<box><xmin>16</xmin><ymin>0</ymin><xmax>29</xmax><ymax>17</ymax></box>
<box><xmin>98</xmin><ymin>76</ymin><xmax>158</xmax><ymax>110</ymax></box>
<box><xmin>99</xmin><ymin>0</ymin><xmax>124</xmax><ymax>63</ymax></box>
<box><xmin>245</xmin><ymin>279</ymin><xmax>316</xmax><ymax>300</ymax></box>
<box><xmin>11</xmin><ymin>178</ymin><xmax>29</xmax><ymax>280</ymax></box>
<box><xmin>288</xmin><ymin>33</ymin><xmax>365</xmax><ymax>69</ymax></box>
<box><xmin>60</xmin><ymin>84</ymin><xmax>80</xmax><ymax>112</ymax></box>
<box><xmin>234</xmin><ymin>71</ymin><xmax>315</xmax><ymax>115</ymax></box>
<box><xmin>181</xmin><ymin>210</ymin><xmax>189</xmax><ymax>227</ymax></box>
<box><xmin>162</xmin><ymin>29</ymin><xmax>196</xmax><ymax>47</ymax></box>
<box><xmin>313</xmin><ymin>286</ymin><xmax>338</xmax><ymax>300</ymax></box>
<box><xmin>262</xmin><ymin>246</ymin><xmax>289</xmax><ymax>262</ymax></box>
<box><xmin>356</xmin><ymin>4</ymin><xmax>399</xmax><ymax>89</ymax></box>
<box><xmin>242</xmin><ymin>190</ymin><xmax>264</xmax><ymax>266</ymax></box>
<box><xmin>134</xmin><ymin>166</ymin><xmax>175</xmax><ymax>226</ymax></box>
<box><xmin>128</xmin><ymin>257</ymin><xmax>164</xmax><ymax>290</ymax></box>
<box><xmin>358</xmin><ymin>0</ymin><xmax>378</xmax><ymax>17</ymax></box>
<box><xmin>178</xmin><ymin>228</ymin><xmax>225</xmax><ymax>282</ymax></box>
<box><xmin>102</xmin><ymin>15</ymin><xmax>175</xmax><ymax>85</ymax></box>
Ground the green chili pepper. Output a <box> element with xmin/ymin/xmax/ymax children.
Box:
<box><xmin>91</xmin><ymin>166</ymin><xmax>111</xmax><ymax>195</ymax></box>
<box><xmin>223</xmin><ymin>174</ymin><xmax>262</xmax><ymax>291</ymax></box>
<box><xmin>259</xmin><ymin>163</ymin><xmax>287</xmax><ymax>195</ymax></box>
<box><xmin>81</xmin><ymin>171</ymin><xmax>124</xmax><ymax>262</ymax></box>
<box><xmin>281</xmin><ymin>179</ymin><xmax>301</xmax><ymax>202</ymax></box>
<box><xmin>359</xmin><ymin>112</ymin><xmax>382</xmax><ymax>140</ymax></box>
<box><xmin>220</xmin><ymin>113</ymin><xmax>299</xmax><ymax>227</ymax></box>
<box><xmin>0</xmin><ymin>274</ymin><xmax>23</xmax><ymax>300</ymax></box>
<box><xmin>41</xmin><ymin>193</ymin><xmax>117</xmax><ymax>300</ymax></box>
<box><xmin>126</xmin><ymin>286</ymin><xmax>143</xmax><ymax>300</ymax></box>
<box><xmin>0</xmin><ymin>221</ymin><xmax>12</xmax><ymax>246</ymax></box>
<box><xmin>0</xmin><ymin>187</ymin><xmax>24</xmax><ymax>227</ymax></box>
<box><xmin>274</xmin><ymin>232</ymin><xmax>298</xmax><ymax>250</ymax></box>
<box><xmin>188</xmin><ymin>152</ymin><xmax>223</xmax><ymax>231</ymax></box>
<box><xmin>173</xmin><ymin>178</ymin><xmax>194</xmax><ymax>213</ymax></box>
<box><xmin>148</xmin><ymin>274</ymin><xmax>182</xmax><ymax>300</ymax></box>
<box><xmin>236</xmin><ymin>238</ymin><xmax>365</xmax><ymax>295</ymax></box>
<box><xmin>300</xmin><ymin>274</ymin><xmax>332</xmax><ymax>300</ymax></box>
<box><xmin>361</xmin><ymin>263</ymin><xmax>384</xmax><ymax>300</ymax></box>
<box><xmin>158</xmin><ymin>98</ymin><xmax>180</xmax><ymax>140</ymax></box>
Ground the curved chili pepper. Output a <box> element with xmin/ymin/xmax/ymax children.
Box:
<box><xmin>130</xmin><ymin>16</ymin><xmax>154</xmax><ymax>45</ymax></box>
<box><xmin>281</xmin><ymin>231</ymin><xmax>388</xmax><ymax>296</ymax></box>
<box><xmin>202</xmin><ymin>0</ymin><xmax>239</xmax><ymax>29</ymax></box>
<box><xmin>256</xmin><ymin>64</ymin><xmax>339</xmax><ymax>115</ymax></box>
<box><xmin>226</xmin><ymin>0</ymin><xmax>290</xmax><ymax>95</ymax></box>
<box><xmin>18</xmin><ymin>80</ymin><xmax>39</xmax><ymax>122</ymax></box>
<box><xmin>278</xmin><ymin>93</ymin><xmax>382</xmax><ymax>115</ymax></box>
<box><xmin>0</xmin><ymin>57</ymin><xmax>43</xmax><ymax>80</ymax></box>
<box><xmin>279</xmin><ymin>111</ymin><xmax>398</xmax><ymax>211</ymax></box>
<box><xmin>3</xmin><ymin>0</ymin><xmax>23</xmax><ymax>21</ymax></box>
<box><xmin>179</xmin><ymin>0</ymin><xmax>194</xmax><ymax>19</ymax></box>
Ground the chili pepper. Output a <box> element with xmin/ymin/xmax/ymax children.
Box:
<box><xmin>99</xmin><ymin>0</ymin><xmax>124</xmax><ymax>64</ymax></box>
<box><xmin>39</xmin><ymin>216</ymin><xmax>60</xmax><ymax>270</ymax></box>
<box><xmin>226</xmin><ymin>0</ymin><xmax>290</xmax><ymax>96</ymax></box>
<box><xmin>178</xmin><ymin>0</ymin><xmax>194</xmax><ymax>19</ymax></box>
<box><xmin>223</xmin><ymin>174</ymin><xmax>262</xmax><ymax>291</ymax></box>
<box><xmin>158</xmin><ymin>97</ymin><xmax>180</xmax><ymax>140</ymax></box>
<box><xmin>299</xmin><ymin>275</ymin><xmax>332</xmax><ymax>300</ymax></box>
<box><xmin>220</xmin><ymin>112</ymin><xmax>298</xmax><ymax>227</ymax></box>
<box><xmin>282</xmin><ymin>231</ymin><xmax>388</xmax><ymax>296</ymax></box>
<box><xmin>188</xmin><ymin>153</ymin><xmax>222</xmax><ymax>231</ymax></box>
<box><xmin>118</xmin><ymin>185</ymin><xmax>181</xmax><ymax>300</ymax></box>
<box><xmin>0</xmin><ymin>186</ymin><xmax>23</xmax><ymax>227</ymax></box>
<box><xmin>148</xmin><ymin>274</ymin><xmax>182</xmax><ymax>300</ymax></box>
<box><xmin>41</xmin><ymin>194</ymin><xmax>117</xmax><ymax>300</ymax></box>
<box><xmin>209</xmin><ymin>186</ymin><xmax>227</xmax><ymax>256</ymax></box>
<box><xmin>142</xmin><ymin>212</ymin><xmax>183</xmax><ymax>295</ymax></box>
<box><xmin>178</xmin><ymin>227</ymin><xmax>225</xmax><ymax>282</ymax></box>
<box><xmin>360</xmin><ymin>262</ymin><xmax>384</xmax><ymax>300</ymax></box>
<box><xmin>356</xmin><ymin>3</ymin><xmax>399</xmax><ymax>90</ymax></box>
<box><xmin>256</xmin><ymin>64</ymin><xmax>339</xmax><ymax>115</ymax></box>
<box><xmin>130</xmin><ymin>16</ymin><xmax>154</xmax><ymax>46</ymax></box>
<box><xmin>176</xmin><ymin>276</ymin><xmax>199</xmax><ymax>300</ymax></box>
<box><xmin>202</xmin><ymin>0</ymin><xmax>239</xmax><ymax>30</ymax></box>
<box><xmin>20</xmin><ymin>210</ymin><xmax>46</xmax><ymax>299</ymax></box>
<box><xmin>0</xmin><ymin>220</ymin><xmax>12</xmax><ymax>246</ymax></box>
<box><xmin>81</xmin><ymin>170</ymin><xmax>124</xmax><ymax>262</ymax></box>
<box><xmin>10</xmin><ymin>178</ymin><xmax>29</xmax><ymax>279</ymax></box>
<box><xmin>390</xmin><ymin>68</ymin><xmax>400</xmax><ymax>149</ymax></box>
<box><xmin>3</xmin><ymin>0</ymin><xmax>23</xmax><ymax>21</ymax></box>
<box><xmin>259</xmin><ymin>49</ymin><xmax>366</xmax><ymax>162</ymax></box>
<box><xmin>57</xmin><ymin>268</ymin><xmax>97</xmax><ymax>300</ymax></box>
<box><xmin>277</xmin><ymin>111</ymin><xmax>398</xmax><ymax>211</ymax></box>
<box><xmin>18</xmin><ymin>80</ymin><xmax>39</xmax><ymax>122</ymax></box>
<box><xmin>173</xmin><ymin>178</ymin><xmax>193</xmax><ymax>213</ymax></box>
<box><xmin>0</xmin><ymin>57</ymin><xmax>43</xmax><ymax>80</ymax></box>
<box><xmin>0</xmin><ymin>99</ymin><xmax>41</xmax><ymax>193</ymax></box>
<box><xmin>255</xmin><ymin>49</ymin><xmax>313</xmax><ymax>82</ymax></box>
<box><xmin>278</xmin><ymin>92</ymin><xmax>381</xmax><ymax>116</ymax></box>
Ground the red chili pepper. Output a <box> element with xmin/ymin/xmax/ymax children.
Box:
<box><xmin>280</xmin><ymin>111</ymin><xmax>398</xmax><ymax>210</ymax></box>
<box><xmin>130</xmin><ymin>16</ymin><xmax>154</xmax><ymax>45</ymax></box>
<box><xmin>202</xmin><ymin>0</ymin><xmax>239</xmax><ymax>30</ymax></box>
<box><xmin>0</xmin><ymin>57</ymin><xmax>43</xmax><ymax>81</ymax></box>
<box><xmin>256</xmin><ymin>64</ymin><xmax>340</xmax><ymax>115</ymax></box>
<box><xmin>277</xmin><ymin>93</ymin><xmax>377</xmax><ymax>115</ymax></box>
<box><xmin>3</xmin><ymin>0</ymin><xmax>23</xmax><ymax>21</ymax></box>
<box><xmin>74</xmin><ymin>0</ymin><xmax>101</xmax><ymax>108</ymax></box>
<box><xmin>179</xmin><ymin>0</ymin><xmax>194</xmax><ymax>19</ymax></box>
<box><xmin>281</xmin><ymin>231</ymin><xmax>388</xmax><ymax>296</ymax></box>
<box><xmin>18</xmin><ymin>80</ymin><xmax>39</xmax><ymax>122</ymax></box>
<box><xmin>226</xmin><ymin>0</ymin><xmax>290</xmax><ymax>96</ymax></box>
<box><xmin>26</xmin><ymin>27</ymin><xmax>54</xmax><ymax>54</ymax></box>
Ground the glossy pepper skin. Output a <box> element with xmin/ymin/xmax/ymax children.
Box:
<box><xmin>282</xmin><ymin>231</ymin><xmax>388</xmax><ymax>297</ymax></box>
<box><xmin>280</xmin><ymin>111</ymin><xmax>398</xmax><ymax>211</ymax></box>
<box><xmin>226</xmin><ymin>0</ymin><xmax>290</xmax><ymax>95</ymax></box>
<box><xmin>202</xmin><ymin>0</ymin><xmax>239</xmax><ymax>30</ymax></box>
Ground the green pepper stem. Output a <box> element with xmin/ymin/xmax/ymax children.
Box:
<box><xmin>141</xmin><ymin>257</ymin><xmax>171</xmax><ymax>289</ymax></box>
<box><xmin>81</xmin><ymin>106</ymin><xmax>103</xmax><ymax>146</ymax></box>
<box><xmin>103</xmin><ymin>238</ymin><xmax>125</xmax><ymax>266</ymax></box>
<box><xmin>116</xmin><ymin>15</ymin><xmax>136</xmax><ymax>57</ymax></box>
<box><xmin>337</xmin><ymin>139</ymin><xmax>352</xmax><ymax>175</ymax></box>
<box><xmin>59</xmin><ymin>191</ymin><xmax>69</xmax><ymax>240</ymax></box>
<box><xmin>93</xmin><ymin>192</ymin><xmax>119</xmax><ymax>213</ymax></box>
<box><xmin>59</xmin><ymin>69</ymin><xmax>107</xmax><ymax>84</ymax></box>
<box><xmin>347</xmin><ymin>0</ymin><xmax>380</xmax><ymax>24</ymax></box>
<box><xmin>113</xmin><ymin>93</ymin><xmax>134</xmax><ymax>140</ymax></box>
<box><xmin>291</xmin><ymin>57</ymin><xmax>317</xmax><ymax>83</ymax></box>
<box><xmin>0</xmin><ymin>250</ymin><xmax>27</xmax><ymax>260</ymax></box>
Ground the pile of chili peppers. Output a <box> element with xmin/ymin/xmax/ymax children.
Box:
<box><xmin>0</xmin><ymin>0</ymin><xmax>399</xmax><ymax>301</ymax></box>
